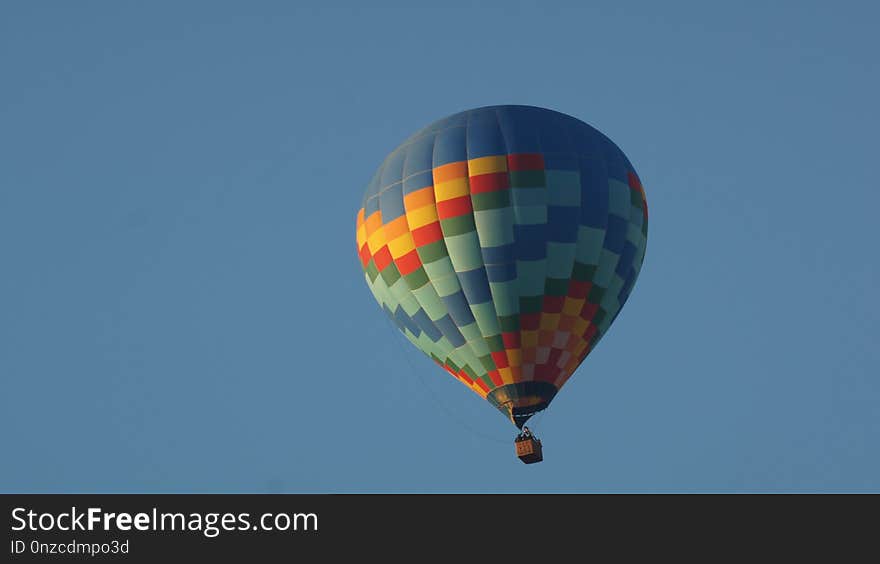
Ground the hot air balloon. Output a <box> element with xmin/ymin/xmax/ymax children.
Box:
<box><xmin>355</xmin><ymin>105</ymin><xmax>648</xmax><ymax>463</ymax></box>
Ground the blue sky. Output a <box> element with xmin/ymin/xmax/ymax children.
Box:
<box><xmin>1</xmin><ymin>1</ymin><xmax>877</xmax><ymax>492</ymax></box>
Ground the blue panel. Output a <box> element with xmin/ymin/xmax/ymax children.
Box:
<box><xmin>495</xmin><ymin>106</ymin><xmax>541</xmax><ymax>154</ymax></box>
<box><xmin>382</xmin><ymin>304</ymin><xmax>395</xmax><ymax>318</ymax></box>
<box><xmin>510</xmin><ymin>188</ymin><xmax>546</xmax><ymax>206</ymax></box>
<box><xmin>364</xmin><ymin>194</ymin><xmax>380</xmax><ymax>216</ymax></box>
<box><xmin>432</xmin><ymin>112</ymin><xmax>468</xmax><ymax>132</ymax></box>
<box><xmin>403</xmin><ymin>170</ymin><xmax>434</xmax><ymax>194</ymax></box>
<box><xmin>569</xmin><ymin>119</ymin><xmax>604</xmax><ymax>157</ymax></box>
<box><xmin>441</xmin><ymin>291</ymin><xmax>476</xmax><ymax>326</ymax></box>
<box><xmin>547</xmin><ymin>207</ymin><xmax>580</xmax><ymax>242</ymax></box>
<box><xmin>433</xmin><ymin>125</ymin><xmax>468</xmax><ymax>167</ymax></box>
<box><xmin>412</xmin><ymin>309</ymin><xmax>442</xmax><ymax>342</ymax></box>
<box><xmin>543</xmin><ymin>153</ymin><xmax>579</xmax><ymax>170</ymax></box>
<box><xmin>604</xmin><ymin>215</ymin><xmax>627</xmax><ymax>254</ymax></box>
<box><xmin>383</xmin><ymin>304</ymin><xmax>409</xmax><ymax>335</ymax></box>
<box><xmin>485</xmin><ymin>262</ymin><xmax>517</xmax><ymax>283</ymax></box>
<box><xmin>536</xmin><ymin>111</ymin><xmax>571</xmax><ymax>154</ymax></box>
<box><xmin>435</xmin><ymin>314</ymin><xmax>466</xmax><ymax>347</ymax></box>
<box><xmin>481</xmin><ymin>243</ymin><xmax>516</xmax><ymax>264</ymax></box>
<box><xmin>466</xmin><ymin>110</ymin><xmax>507</xmax><ymax>159</ymax></box>
<box><xmin>394</xmin><ymin>307</ymin><xmax>419</xmax><ymax>337</ymax></box>
<box><xmin>616</xmin><ymin>241</ymin><xmax>637</xmax><ymax>277</ymax></box>
<box><xmin>513</xmin><ymin>224</ymin><xmax>548</xmax><ymax>260</ymax></box>
<box><xmin>602</xmin><ymin>141</ymin><xmax>628</xmax><ymax>183</ymax></box>
<box><xmin>403</xmin><ymin>134</ymin><xmax>436</xmax><ymax>176</ymax></box>
<box><xmin>457</xmin><ymin>267</ymin><xmax>492</xmax><ymax>305</ymax></box>
<box><xmin>379</xmin><ymin>183</ymin><xmax>405</xmax><ymax>221</ymax></box>
<box><xmin>379</xmin><ymin>149</ymin><xmax>406</xmax><ymax>190</ymax></box>
<box><xmin>362</xmin><ymin>168</ymin><xmax>383</xmax><ymax>202</ymax></box>
<box><xmin>618</xmin><ymin>268</ymin><xmax>637</xmax><ymax>304</ymax></box>
<box><xmin>579</xmin><ymin>157</ymin><xmax>609</xmax><ymax>228</ymax></box>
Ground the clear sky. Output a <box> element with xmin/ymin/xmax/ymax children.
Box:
<box><xmin>2</xmin><ymin>1</ymin><xmax>878</xmax><ymax>493</ymax></box>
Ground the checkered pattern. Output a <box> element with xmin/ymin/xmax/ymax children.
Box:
<box><xmin>356</xmin><ymin>106</ymin><xmax>648</xmax><ymax>426</ymax></box>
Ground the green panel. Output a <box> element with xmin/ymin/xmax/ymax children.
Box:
<box><xmin>417</xmin><ymin>240</ymin><xmax>449</xmax><ymax>264</ymax></box>
<box><xmin>587</xmin><ymin>285</ymin><xmax>605</xmax><ymax>305</ymax></box>
<box><xmin>594</xmin><ymin>248</ymin><xmax>620</xmax><ymax>287</ymax></box>
<box><xmin>478</xmin><ymin>374</ymin><xmax>495</xmax><ymax>389</ymax></box>
<box><xmin>544</xmin><ymin>277</ymin><xmax>570</xmax><ymax>296</ymax></box>
<box><xmin>458</xmin><ymin>322</ymin><xmax>483</xmax><ymax>342</ymax></box>
<box><xmin>439</xmin><ymin>214</ymin><xmax>476</xmax><ymax>237</ymax></box>
<box><xmin>471</xmin><ymin>302</ymin><xmax>502</xmax><ymax>336</ymax></box>
<box><xmin>546</xmin><ymin>242</ymin><xmax>577</xmax><ymax>278</ymax></box>
<box><xmin>484</xmin><ymin>333</ymin><xmax>504</xmax><ymax>352</ymax></box>
<box><xmin>601</xmin><ymin>274</ymin><xmax>624</xmax><ymax>312</ymax></box>
<box><xmin>509</xmin><ymin>170</ymin><xmax>546</xmax><ymax>188</ymax></box>
<box><xmin>422</xmin><ymin>256</ymin><xmax>455</xmax><ymax>280</ymax></box>
<box><xmin>403</xmin><ymin>266</ymin><xmax>429</xmax><ymax>289</ymax></box>
<box><xmin>574</xmin><ymin>225</ymin><xmax>605</xmax><ymax>265</ymax></box>
<box><xmin>608</xmin><ymin>179</ymin><xmax>631</xmax><ymax>218</ymax></box>
<box><xmin>379</xmin><ymin>263</ymin><xmax>401</xmax><ymax>286</ymax></box>
<box><xmin>511</xmin><ymin>205</ymin><xmax>547</xmax><ymax>225</ymax></box>
<box><xmin>571</xmin><ymin>261</ymin><xmax>597</xmax><ymax>282</ymax></box>
<box><xmin>364</xmin><ymin>260</ymin><xmax>379</xmax><ymax>282</ymax></box>
<box><xmin>431</xmin><ymin>273</ymin><xmax>462</xmax><ymax>297</ymax></box>
<box><xmin>597</xmin><ymin>312</ymin><xmax>613</xmax><ymax>334</ymax></box>
<box><xmin>412</xmin><ymin>284</ymin><xmax>448</xmax><ymax>320</ymax></box>
<box><xmin>488</xmin><ymin>281</ymin><xmax>518</xmax><ymax>316</ymax></box>
<box><xmin>472</xmin><ymin>190</ymin><xmax>510</xmax><ymax>211</ymax></box>
<box><xmin>461</xmin><ymin>364</ymin><xmax>479</xmax><ymax>380</ymax></box>
<box><xmin>444</xmin><ymin>232</ymin><xmax>483</xmax><ymax>271</ymax></box>
<box><xmin>629</xmin><ymin>205</ymin><xmax>645</xmax><ymax>226</ymax></box>
<box><xmin>477</xmin><ymin>354</ymin><xmax>495</xmax><ymax>371</ymax></box>
<box><xmin>546</xmin><ymin>170</ymin><xmax>581</xmax><ymax>206</ymax></box>
<box><xmin>473</xmin><ymin>208</ymin><xmax>514</xmax><ymax>247</ymax></box>
<box><xmin>392</xmin><ymin>279</ymin><xmax>421</xmax><ymax>315</ymax></box>
<box><xmin>627</xmin><ymin>222</ymin><xmax>646</xmax><ymax>247</ymax></box>
<box><xmin>516</xmin><ymin>259</ymin><xmax>546</xmax><ymax>296</ymax></box>
<box><xmin>519</xmin><ymin>295</ymin><xmax>543</xmax><ymax>314</ymax></box>
<box><xmin>498</xmin><ymin>315</ymin><xmax>520</xmax><ymax>333</ymax></box>
<box><xmin>467</xmin><ymin>338</ymin><xmax>490</xmax><ymax>357</ymax></box>
<box><xmin>630</xmin><ymin>187</ymin><xmax>643</xmax><ymax>208</ymax></box>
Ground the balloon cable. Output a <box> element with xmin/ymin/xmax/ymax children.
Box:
<box><xmin>381</xmin><ymin>316</ymin><xmax>508</xmax><ymax>445</ymax></box>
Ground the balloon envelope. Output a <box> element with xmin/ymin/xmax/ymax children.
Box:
<box><xmin>356</xmin><ymin>105</ymin><xmax>648</xmax><ymax>428</ymax></box>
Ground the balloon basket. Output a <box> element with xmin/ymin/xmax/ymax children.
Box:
<box><xmin>515</xmin><ymin>436</ymin><xmax>543</xmax><ymax>464</ymax></box>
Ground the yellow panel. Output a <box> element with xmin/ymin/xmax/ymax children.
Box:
<box><xmin>433</xmin><ymin>161</ymin><xmax>468</xmax><ymax>183</ymax></box>
<box><xmin>364</xmin><ymin>211</ymin><xmax>383</xmax><ymax>234</ymax></box>
<box><xmin>433</xmin><ymin>178</ymin><xmax>470</xmax><ymax>201</ymax></box>
<box><xmin>506</xmin><ymin>348</ymin><xmax>522</xmax><ymax>366</ymax></box>
<box><xmin>468</xmin><ymin>155</ymin><xmax>508</xmax><ymax>176</ymax></box>
<box><xmin>562</xmin><ymin>297</ymin><xmax>585</xmax><ymax>316</ymax></box>
<box><xmin>572</xmin><ymin>317</ymin><xmax>589</xmax><ymax>337</ymax></box>
<box><xmin>539</xmin><ymin>313</ymin><xmax>561</xmax><ymax>331</ymax></box>
<box><xmin>382</xmin><ymin>215</ymin><xmax>410</xmax><ymax>240</ymax></box>
<box><xmin>366</xmin><ymin>225</ymin><xmax>387</xmax><ymax>254</ymax></box>
<box><xmin>498</xmin><ymin>367</ymin><xmax>514</xmax><ymax>385</ymax></box>
<box><xmin>469</xmin><ymin>382</ymin><xmax>488</xmax><ymax>399</ymax></box>
<box><xmin>387</xmin><ymin>233</ymin><xmax>416</xmax><ymax>258</ymax></box>
<box><xmin>405</xmin><ymin>205</ymin><xmax>439</xmax><ymax>229</ymax></box>
<box><xmin>521</xmin><ymin>331</ymin><xmax>538</xmax><ymax>348</ymax></box>
<box><xmin>403</xmin><ymin>186</ymin><xmax>435</xmax><ymax>211</ymax></box>
<box><xmin>356</xmin><ymin>224</ymin><xmax>367</xmax><ymax>248</ymax></box>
